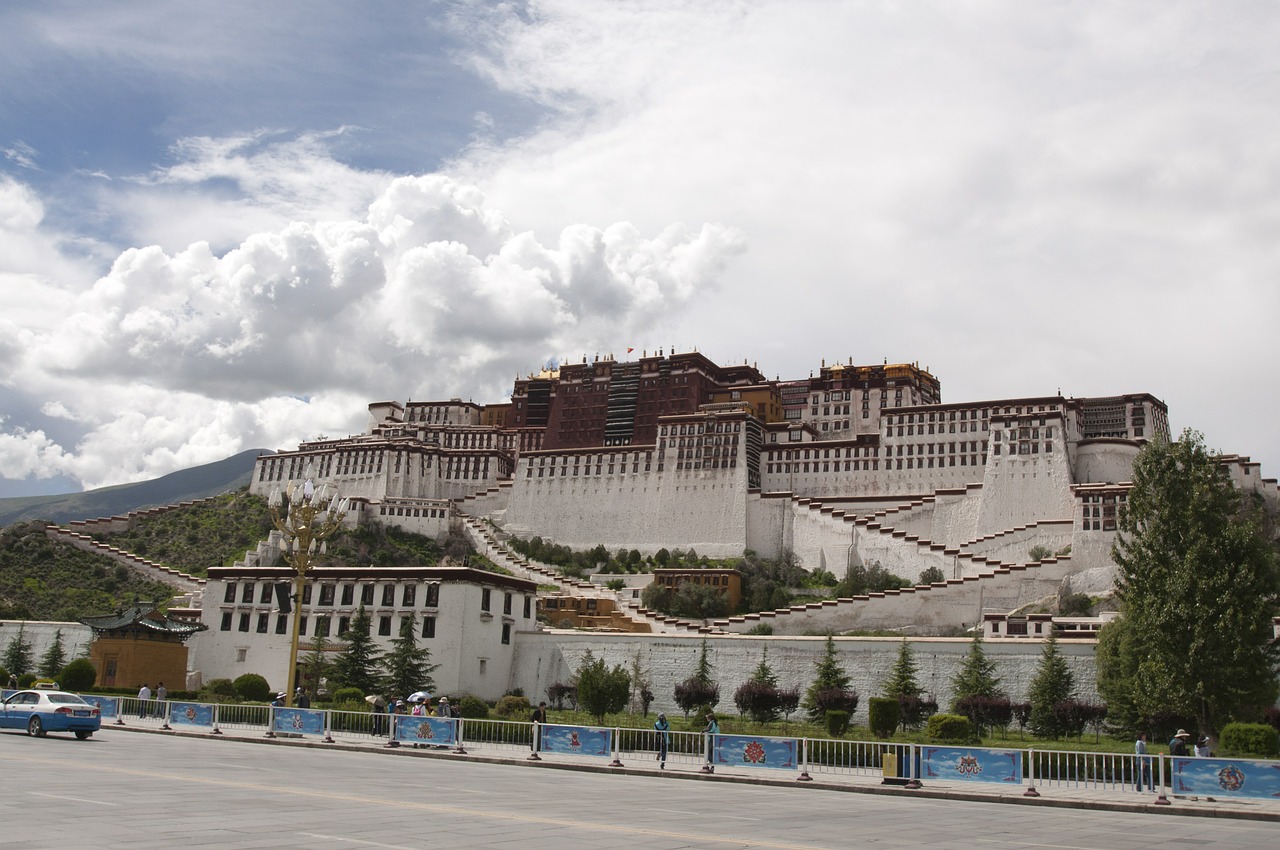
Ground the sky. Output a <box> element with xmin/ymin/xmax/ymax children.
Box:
<box><xmin>2</xmin><ymin>1</ymin><xmax>1278</xmax><ymax>497</ymax></box>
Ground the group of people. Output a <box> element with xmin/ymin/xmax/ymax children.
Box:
<box><xmin>368</xmin><ymin>694</ymin><xmax>458</xmax><ymax>736</ymax></box>
<box><xmin>1134</xmin><ymin>729</ymin><xmax>1213</xmax><ymax>792</ymax></box>
<box><xmin>649</xmin><ymin>710</ymin><xmax>719</xmax><ymax>772</ymax></box>
<box><xmin>136</xmin><ymin>682</ymin><xmax>166</xmax><ymax>717</ymax></box>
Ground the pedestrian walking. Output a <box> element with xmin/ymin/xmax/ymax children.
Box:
<box><xmin>703</xmin><ymin>712</ymin><xmax>720</xmax><ymax>773</ymax></box>
<box><xmin>1134</xmin><ymin>732</ymin><xmax>1150</xmax><ymax>792</ymax></box>
<box><xmin>1195</xmin><ymin>736</ymin><xmax>1211</xmax><ymax>757</ymax></box>
<box><xmin>1169</xmin><ymin>729</ymin><xmax>1190</xmax><ymax>757</ymax></box>
<box><xmin>137</xmin><ymin>683</ymin><xmax>151</xmax><ymax>718</ymax></box>
<box><xmin>654</xmin><ymin>712</ymin><xmax>671</xmax><ymax>769</ymax></box>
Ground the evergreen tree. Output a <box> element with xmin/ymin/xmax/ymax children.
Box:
<box><xmin>1109</xmin><ymin>430</ymin><xmax>1280</xmax><ymax>737</ymax></box>
<box><xmin>803</xmin><ymin>635</ymin><xmax>857</xmax><ymax>722</ymax></box>
<box><xmin>299</xmin><ymin>631</ymin><xmax>332</xmax><ymax>696</ymax></box>
<box><xmin>749</xmin><ymin>646</ymin><xmax>779</xmax><ymax>689</ymax></box>
<box><xmin>883</xmin><ymin>640</ymin><xmax>921</xmax><ymax>699</ymax></box>
<box><xmin>2</xmin><ymin>625</ymin><xmax>33</xmax><ymax>676</ymax></box>
<box><xmin>331</xmin><ymin>606</ymin><xmax>383</xmax><ymax>696</ymax></box>
<box><xmin>1028</xmin><ymin>632</ymin><xmax>1075</xmax><ymax>738</ymax></box>
<box><xmin>380</xmin><ymin>613</ymin><xmax>437</xmax><ymax>699</ymax></box>
<box><xmin>734</xmin><ymin>647</ymin><xmax>782</xmax><ymax>722</ymax></box>
<box><xmin>673</xmin><ymin>640</ymin><xmax>720</xmax><ymax>716</ymax></box>
<box><xmin>950</xmin><ymin>631</ymin><xmax>1003</xmax><ymax>708</ymax></box>
<box><xmin>38</xmin><ymin>629</ymin><xmax>66</xmax><ymax>679</ymax></box>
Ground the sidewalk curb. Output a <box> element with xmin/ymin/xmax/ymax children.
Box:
<box><xmin>104</xmin><ymin>725</ymin><xmax>1280</xmax><ymax>823</ymax></box>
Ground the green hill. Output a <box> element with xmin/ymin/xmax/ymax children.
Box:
<box><xmin>0</xmin><ymin>521</ymin><xmax>178</xmax><ymax>621</ymax></box>
<box><xmin>0</xmin><ymin>449</ymin><xmax>270</xmax><ymax>528</ymax></box>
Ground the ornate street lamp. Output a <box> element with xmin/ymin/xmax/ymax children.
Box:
<box><xmin>269</xmin><ymin>464</ymin><xmax>348</xmax><ymax>707</ymax></box>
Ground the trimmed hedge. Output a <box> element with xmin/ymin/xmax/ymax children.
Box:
<box><xmin>1219</xmin><ymin>722</ymin><xmax>1279</xmax><ymax>758</ymax></box>
<box><xmin>824</xmin><ymin>709</ymin><xmax>850</xmax><ymax>738</ymax></box>
<box><xmin>868</xmin><ymin>697</ymin><xmax>900</xmax><ymax>738</ymax></box>
<box><xmin>926</xmin><ymin>713</ymin><xmax>975</xmax><ymax>744</ymax></box>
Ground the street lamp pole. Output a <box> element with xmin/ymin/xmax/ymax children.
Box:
<box><xmin>269</xmin><ymin>465</ymin><xmax>348</xmax><ymax>708</ymax></box>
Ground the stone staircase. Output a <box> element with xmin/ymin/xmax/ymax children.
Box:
<box><xmin>44</xmin><ymin>524</ymin><xmax>206</xmax><ymax>610</ymax></box>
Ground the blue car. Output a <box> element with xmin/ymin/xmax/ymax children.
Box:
<box><xmin>1</xmin><ymin>690</ymin><xmax>102</xmax><ymax>739</ymax></box>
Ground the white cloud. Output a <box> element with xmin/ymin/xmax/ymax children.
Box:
<box><xmin>4</xmin><ymin>168</ymin><xmax>742</xmax><ymax>489</ymax></box>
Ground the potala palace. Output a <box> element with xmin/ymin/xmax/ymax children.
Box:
<box><xmin>48</xmin><ymin>349</ymin><xmax>1278</xmax><ymax>710</ymax></box>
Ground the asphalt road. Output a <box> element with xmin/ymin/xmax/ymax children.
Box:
<box><xmin>2</xmin><ymin>728</ymin><xmax>1276</xmax><ymax>849</ymax></box>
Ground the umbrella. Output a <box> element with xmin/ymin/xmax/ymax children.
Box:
<box><xmin>365</xmin><ymin>695</ymin><xmax>386</xmax><ymax>707</ymax></box>
<box><xmin>408</xmin><ymin>691</ymin><xmax>432</xmax><ymax>703</ymax></box>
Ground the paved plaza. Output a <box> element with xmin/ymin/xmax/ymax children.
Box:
<box><xmin>3</xmin><ymin>725</ymin><xmax>1278</xmax><ymax>850</ymax></box>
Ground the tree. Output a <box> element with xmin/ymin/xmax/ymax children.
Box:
<box><xmin>1028</xmin><ymin>632</ymin><xmax>1075</xmax><ymax>738</ymax></box>
<box><xmin>299</xmin><ymin>631</ymin><xmax>332</xmax><ymax>697</ymax></box>
<box><xmin>2</xmin><ymin>625</ymin><xmax>33</xmax><ymax>677</ymax></box>
<box><xmin>673</xmin><ymin>640</ymin><xmax>719</xmax><ymax>716</ymax></box>
<box><xmin>950</xmin><ymin>631</ymin><xmax>1002</xmax><ymax>709</ymax></box>
<box><xmin>38</xmin><ymin>629</ymin><xmax>66</xmax><ymax>679</ymax></box>
<box><xmin>628</xmin><ymin>650</ymin><xmax>654</xmax><ymax>716</ymax></box>
<box><xmin>1109</xmin><ymin>430</ymin><xmax>1280</xmax><ymax>739</ymax></box>
<box><xmin>882</xmin><ymin>640</ymin><xmax>921</xmax><ymax>700</ymax></box>
<box><xmin>575</xmin><ymin>652</ymin><xmax>630</xmax><ymax>723</ymax></box>
<box><xmin>380</xmin><ymin>613</ymin><xmax>437</xmax><ymax>699</ymax></box>
<box><xmin>803</xmin><ymin>635</ymin><xmax>858</xmax><ymax>722</ymax></box>
<box><xmin>734</xmin><ymin>647</ymin><xmax>782</xmax><ymax>722</ymax></box>
<box><xmin>918</xmin><ymin>566</ymin><xmax>945</xmax><ymax>585</ymax></box>
<box><xmin>331</xmin><ymin>606</ymin><xmax>383</xmax><ymax>695</ymax></box>
<box><xmin>59</xmin><ymin>658</ymin><xmax>96</xmax><ymax>691</ymax></box>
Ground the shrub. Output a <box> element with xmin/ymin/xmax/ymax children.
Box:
<box><xmin>455</xmin><ymin>695</ymin><xmax>490</xmax><ymax>719</ymax></box>
<box><xmin>547</xmin><ymin>682</ymin><xmax>577</xmax><ymax>711</ymax></box>
<box><xmin>203</xmin><ymin>678</ymin><xmax>237</xmax><ymax>697</ymax></box>
<box><xmin>898</xmin><ymin>694</ymin><xmax>938</xmax><ymax>732</ymax></box>
<box><xmin>825</xmin><ymin>709</ymin><xmax>850</xmax><ymax>738</ymax></box>
<box><xmin>494</xmin><ymin>694</ymin><xmax>532</xmax><ymax>719</ymax></box>
<box><xmin>868</xmin><ymin>697</ymin><xmax>900</xmax><ymax>738</ymax></box>
<box><xmin>233</xmin><ymin>673</ymin><xmax>271</xmax><ymax>702</ymax></box>
<box><xmin>17</xmin><ymin>673</ymin><xmax>37</xmax><ymax>688</ymax></box>
<box><xmin>745</xmin><ymin>623</ymin><xmax>774</xmax><ymax>635</ymax></box>
<box><xmin>1219</xmin><ymin>722</ymin><xmax>1280</xmax><ymax>758</ymax></box>
<box><xmin>775</xmin><ymin>687</ymin><xmax>801</xmax><ymax>721</ymax></box>
<box><xmin>674</xmin><ymin>679</ymin><xmax>720</xmax><ymax>717</ymax></box>
<box><xmin>0</xmin><ymin>665</ymin><xmax>8</xmax><ymax>685</ymax></box>
<box><xmin>926</xmin><ymin>713</ymin><xmax>975</xmax><ymax>744</ymax></box>
<box><xmin>332</xmin><ymin>686</ymin><xmax>365</xmax><ymax>705</ymax></box>
<box><xmin>1059</xmin><ymin>593</ymin><xmax>1093</xmax><ymax>616</ymax></box>
<box><xmin>954</xmin><ymin>695</ymin><xmax>1013</xmax><ymax>737</ymax></box>
<box><xmin>1264</xmin><ymin>706</ymin><xmax>1280</xmax><ymax>734</ymax></box>
<box><xmin>733</xmin><ymin>680</ymin><xmax>781</xmax><ymax>724</ymax></box>
<box><xmin>807</xmin><ymin>686</ymin><xmax>859</xmax><ymax>720</ymax></box>
<box><xmin>59</xmin><ymin>658</ymin><xmax>97</xmax><ymax>691</ymax></box>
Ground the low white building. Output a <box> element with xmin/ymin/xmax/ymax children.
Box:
<box><xmin>190</xmin><ymin>565</ymin><xmax>538</xmax><ymax>700</ymax></box>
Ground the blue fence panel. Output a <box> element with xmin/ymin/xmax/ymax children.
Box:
<box><xmin>80</xmin><ymin>695</ymin><xmax>119</xmax><ymax>718</ymax></box>
<box><xmin>394</xmin><ymin>715</ymin><xmax>457</xmax><ymax>747</ymax></box>
<box><xmin>712</xmin><ymin>734</ymin><xmax>799</xmax><ymax>771</ymax></box>
<box><xmin>921</xmin><ymin>746</ymin><xmax>1022</xmax><ymax>784</ymax></box>
<box><xmin>1170</xmin><ymin>757</ymin><xmax>1280</xmax><ymax>800</ymax></box>
<box><xmin>272</xmin><ymin>707</ymin><xmax>326</xmax><ymax>735</ymax></box>
<box><xmin>169</xmin><ymin>702</ymin><xmax>215</xmax><ymax>728</ymax></box>
<box><xmin>539</xmin><ymin>723</ymin><xmax>612</xmax><ymax>758</ymax></box>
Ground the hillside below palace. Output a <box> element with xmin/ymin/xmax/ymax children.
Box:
<box><xmin>247</xmin><ymin>350</ymin><xmax>1275</xmax><ymax>595</ymax></box>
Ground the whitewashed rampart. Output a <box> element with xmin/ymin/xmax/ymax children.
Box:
<box><xmin>509</xmin><ymin>631</ymin><xmax>1099</xmax><ymax>726</ymax></box>
<box><xmin>0</xmin><ymin>620</ymin><xmax>94</xmax><ymax>669</ymax></box>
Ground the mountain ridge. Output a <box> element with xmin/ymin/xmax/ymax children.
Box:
<box><xmin>0</xmin><ymin>449</ymin><xmax>272</xmax><ymax>527</ymax></box>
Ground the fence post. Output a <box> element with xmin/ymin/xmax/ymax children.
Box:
<box><xmin>265</xmin><ymin>706</ymin><xmax>276</xmax><ymax>738</ymax></box>
<box><xmin>527</xmin><ymin>720</ymin><xmax>542</xmax><ymax>760</ymax></box>
<box><xmin>385</xmin><ymin>714</ymin><xmax>400</xmax><ymax>748</ymax></box>
<box><xmin>797</xmin><ymin>738</ymin><xmax>812</xmax><ymax>781</ymax></box>
<box><xmin>1155</xmin><ymin>755</ymin><xmax>1171</xmax><ymax>805</ymax></box>
<box><xmin>1024</xmin><ymin>748</ymin><xmax>1040</xmax><ymax>797</ymax></box>
<box><xmin>115</xmin><ymin>698</ymin><xmax>127</xmax><ymax>726</ymax></box>
<box><xmin>211</xmin><ymin>703</ymin><xmax>222</xmax><ymax>735</ymax></box>
<box><xmin>322</xmin><ymin>707</ymin><xmax>334</xmax><ymax>743</ymax></box>
<box><xmin>905</xmin><ymin>744</ymin><xmax>921</xmax><ymax>790</ymax></box>
<box><xmin>701</xmin><ymin>733</ymin><xmax>714</xmax><ymax>774</ymax></box>
<box><xmin>453</xmin><ymin>717</ymin><xmax>467</xmax><ymax>755</ymax></box>
<box><xmin>160</xmin><ymin>701</ymin><xmax>172</xmax><ymax>731</ymax></box>
<box><xmin>609</xmin><ymin>726</ymin><xmax>624</xmax><ymax>768</ymax></box>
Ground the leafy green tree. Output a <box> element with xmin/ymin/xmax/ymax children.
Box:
<box><xmin>59</xmin><ymin>658</ymin><xmax>97</xmax><ymax>691</ymax></box>
<box><xmin>1028</xmin><ymin>632</ymin><xmax>1075</xmax><ymax>738</ymax></box>
<box><xmin>918</xmin><ymin>566</ymin><xmax>945</xmax><ymax>585</ymax></box>
<box><xmin>950</xmin><ymin>631</ymin><xmax>1003</xmax><ymax>708</ymax></box>
<box><xmin>380</xmin><ymin>613</ymin><xmax>437</xmax><ymax>699</ymax></box>
<box><xmin>575</xmin><ymin>651</ymin><xmax>630</xmax><ymax>723</ymax></box>
<box><xmin>38</xmin><ymin>629</ymin><xmax>66</xmax><ymax>678</ymax></box>
<box><xmin>1095</xmin><ymin>616</ymin><xmax>1142</xmax><ymax>733</ymax></box>
<box><xmin>1109</xmin><ymin>430</ymin><xmax>1280</xmax><ymax>737</ymax></box>
<box><xmin>332</xmin><ymin>606</ymin><xmax>383</xmax><ymax>695</ymax></box>
<box><xmin>803</xmin><ymin>635</ymin><xmax>857</xmax><ymax>721</ymax></box>
<box><xmin>2</xmin><ymin>625</ymin><xmax>33</xmax><ymax>676</ymax></box>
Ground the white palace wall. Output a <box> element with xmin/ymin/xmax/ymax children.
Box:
<box><xmin>504</xmin><ymin>448</ymin><xmax>750</xmax><ymax>557</ymax></box>
<box><xmin>509</xmin><ymin>631</ymin><xmax>1100</xmax><ymax>726</ymax></box>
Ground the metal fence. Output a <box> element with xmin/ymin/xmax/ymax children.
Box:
<box><xmin>76</xmin><ymin>693</ymin><xmax>1280</xmax><ymax>804</ymax></box>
